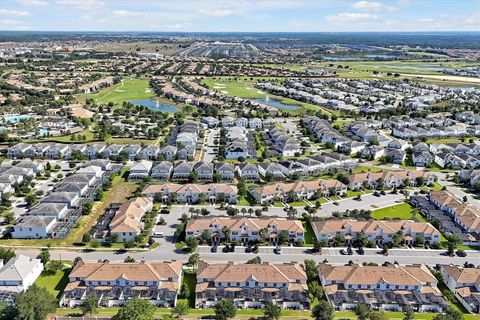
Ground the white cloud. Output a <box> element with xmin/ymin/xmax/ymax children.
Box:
<box><xmin>56</xmin><ymin>0</ymin><xmax>104</xmax><ymax>10</ymax></box>
<box><xmin>326</xmin><ymin>12</ymin><xmax>379</xmax><ymax>22</ymax></box>
<box><xmin>112</xmin><ymin>10</ymin><xmax>144</xmax><ymax>18</ymax></box>
<box><xmin>0</xmin><ymin>8</ymin><xmax>30</xmax><ymax>17</ymax></box>
<box><xmin>19</xmin><ymin>0</ymin><xmax>48</xmax><ymax>6</ymax></box>
<box><xmin>197</xmin><ymin>7</ymin><xmax>234</xmax><ymax>17</ymax></box>
<box><xmin>0</xmin><ymin>20</ymin><xmax>22</xmax><ymax>25</ymax></box>
<box><xmin>352</xmin><ymin>1</ymin><xmax>397</xmax><ymax>12</ymax></box>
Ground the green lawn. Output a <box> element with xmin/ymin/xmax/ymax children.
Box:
<box><xmin>34</xmin><ymin>267</ymin><xmax>71</xmax><ymax>299</ymax></box>
<box><xmin>371</xmin><ymin>202</ymin><xmax>426</xmax><ymax>221</ymax></box>
<box><xmin>77</xmin><ymin>77</ymin><xmax>155</xmax><ymax>106</ymax></box>
<box><xmin>303</xmin><ymin>221</ymin><xmax>315</xmax><ymax>246</ymax></box>
<box><xmin>181</xmin><ymin>271</ymin><xmax>197</xmax><ymax>308</ymax></box>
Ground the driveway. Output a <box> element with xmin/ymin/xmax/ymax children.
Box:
<box><xmin>203</xmin><ymin>128</ymin><xmax>219</xmax><ymax>163</ymax></box>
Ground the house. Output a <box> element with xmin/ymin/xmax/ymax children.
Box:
<box><xmin>412</xmin><ymin>151</ymin><xmax>434</xmax><ymax>167</ymax></box>
<box><xmin>222</xmin><ymin>116</ymin><xmax>234</xmax><ymax>127</ymax></box>
<box><xmin>12</xmin><ymin>216</ymin><xmax>57</xmax><ymax>239</ymax></box>
<box><xmin>158</xmin><ymin>145</ymin><xmax>178</xmax><ymax>161</ymax></box>
<box><xmin>215</xmin><ymin>162</ymin><xmax>235</xmax><ymax>181</ymax></box>
<box><xmin>360</xmin><ymin>145</ymin><xmax>385</xmax><ymax>160</ymax></box>
<box><xmin>236</xmin><ymin>117</ymin><xmax>248</xmax><ymax>128</ymax></box>
<box><xmin>55</xmin><ymin>182</ymin><xmax>89</xmax><ymax>197</ymax></box>
<box><xmin>249</xmin><ymin>179</ymin><xmax>347</xmax><ymax>204</ymax></box>
<box><xmin>319</xmin><ymin>262</ymin><xmax>447</xmax><ymax>312</ymax></box>
<box><xmin>84</xmin><ymin>144</ymin><xmax>106</xmax><ymax>159</ymax></box>
<box><xmin>151</xmin><ymin>162</ymin><xmax>173</xmax><ymax>180</ymax></box>
<box><xmin>186</xmin><ymin>217</ymin><xmax>304</xmax><ymax>244</ymax></box>
<box><xmin>40</xmin><ymin>192</ymin><xmax>79</xmax><ymax>208</ymax></box>
<box><xmin>0</xmin><ymin>255</ymin><xmax>43</xmax><ymax>304</ymax></box>
<box><xmin>139</xmin><ymin>145</ymin><xmax>159</xmax><ymax>160</ymax></box>
<box><xmin>249</xmin><ymin>117</ymin><xmax>262</xmax><ymax>129</ymax></box>
<box><xmin>124</xmin><ymin>145</ymin><xmax>142</xmax><ymax>160</ymax></box>
<box><xmin>178</xmin><ymin>145</ymin><xmax>195</xmax><ymax>160</ymax></box>
<box><xmin>7</xmin><ymin>143</ymin><xmax>32</xmax><ymax>158</ymax></box>
<box><xmin>142</xmin><ymin>183</ymin><xmax>237</xmax><ymax>204</ymax></box>
<box><xmin>109</xmin><ymin>197</ymin><xmax>153</xmax><ymax>242</ymax></box>
<box><xmin>347</xmin><ymin>170</ymin><xmax>434</xmax><ymax>190</ymax></box>
<box><xmin>195</xmin><ymin>260</ymin><xmax>309</xmax><ymax>310</ymax></box>
<box><xmin>440</xmin><ymin>265</ymin><xmax>480</xmax><ymax>314</ymax></box>
<box><xmin>128</xmin><ymin>160</ymin><xmax>153</xmax><ymax>181</ymax></box>
<box><xmin>62</xmin><ymin>173</ymin><xmax>96</xmax><ymax>187</ymax></box>
<box><xmin>194</xmin><ymin>162</ymin><xmax>214</xmax><ymax>182</ymax></box>
<box><xmin>312</xmin><ymin>219</ymin><xmax>441</xmax><ymax>246</ymax></box>
<box><xmin>103</xmin><ymin>144</ymin><xmax>125</xmax><ymax>159</ymax></box>
<box><xmin>172</xmin><ymin>161</ymin><xmax>193</xmax><ymax>181</ymax></box>
<box><xmin>388</xmin><ymin>140</ymin><xmax>410</xmax><ymax>150</ymax></box>
<box><xmin>28</xmin><ymin>203</ymin><xmax>69</xmax><ymax>220</ymax></box>
<box><xmin>45</xmin><ymin>143</ymin><xmax>69</xmax><ymax>159</ymax></box>
<box><xmin>60</xmin><ymin>260</ymin><xmax>182</xmax><ymax>308</ymax></box>
<box><xmin>202</xmin><ymin>116</ymin><xmax>219</xmax><ymax>128</ymax></box>
<box><xmin>258</xmin><ymin>162</ymin><xmax>289</xmax><ymax>181</ymax></box>
<box><xmin>237</xmin><ymin>163</ymin><xmax>260</xmax><ymax>181</ymax></box>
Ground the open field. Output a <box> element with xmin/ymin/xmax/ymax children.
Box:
<box><xmin>34</xmin><ymin>267</ymin><xmax>71</xmax><ymax>299</ymax></box>
<box><xmin>401</xmin><ymin>73</ymin><xmax>480</xmax><ymax>84</ymax></box>
<box><xmin>96</xmin><ymin>41</ymin><xmax>185</xmax><ymax>55</ymax></box>
<box><xmin>76</xmin><ymin>77</ymin><xmax>155</xmax><ymax>106</ymax></box>
<box><xmin>371</xmin><ymin>202</ymin><xmax>426</xmax><ymax>221</ymax></box>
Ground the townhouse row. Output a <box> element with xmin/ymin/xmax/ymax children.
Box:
<box><xmin>12</xmin><ymin>160</ymin><xmax>118</xmax><ymax>239</ymax></box>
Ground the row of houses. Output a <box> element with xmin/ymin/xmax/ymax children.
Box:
<box><xmin>142</xmin><ymin>183</ymin><xmax>238</xmax><ymax>204</ymax></box>
<box><xmin>0</xmin><ymin>159</ymin><xmax>44</xmax><ymax>199</ymax></box>
<box><xmin>202</xmin><ymin>116</ymin><xmax>263</xmax><ymax>129</ymax></box>
<box><xmin>78</xmin><ymin>76</ymin><xmax>120</xmax><ymax>94</ymax></box>
<box><xmin>108</xmin><ymin>197</ymin><xmax>153</xmax><ymax>243</ymax></box>
<box><xmin>225</xmin><ymin>126</ymin><xmax>256</xmax><ymax>160</ymax></box>
<box><xmin>440</xmin><ymin>265</ymin><xmax>480</xmax><ymax>313</ymax></box>
<box><xmin>12</xmin><ymin>160</ymin><xmax>117</xmax><ymax>239</ymax></box>
<box><xmin>57</xmin><ymin>259</ymin><xmax>458</xmax><ymax>313</ymax></box>
<box><xmin>312</xmin><ymin>219</ymin><xmax>441</xmax><ymax>246</ymax></box>
<box><xmin>262</xmin><ymin>127</ymin><xmax>302</xmax><ymax>157</ymax></box>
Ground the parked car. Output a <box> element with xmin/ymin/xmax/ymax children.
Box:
<box><xmin>274</xmin><ymin>246</ymin><xmax>282</xmax><ymax>254</ymax></box>
<box><xmin>229</xmin><ymin>245</ymin><xmax>235</xmax><ymax>252</ymax></box>
<box><xmin>373</xmin><ymin>191</ymin><xmax>380</xmax><ymax>197</ymax></box>
<box><xmin>340</xmin><ymin>249</ymin><xmax>347</xmax><ymax>255</ymax></box>
<box><xmin>333</xmin><ymin>201</ymin><xmax>339</xmax><ymax>206</ymax></box>
<box><xmin>380</xmin><ymin>190</ymin><xmax>386</xmax><ymax>195</ymax></box>
<box><xmin>456</xmin><ymin>250</ymin><xmax>467</xmax><ymax>257</ymax></box>
<box><xmin>222</xmin><ymin>245</ymin><xmax>230</xmax><ymax>253</ymax></box>
<box><xmin>211</xmin><ymin>246</ymin><xmax>217</xmax><ymax>253</ymax></box>
<box><xmin>152</xmin><ymin>231</ymin><xmax>164</xmax><ymax>238</ymax></box>
<box><xmin>245</xmin><ymin>246</ymin><xmax>252</xmax><ymax>253</ymax></box>
<box><xmin>357</xmin><ymin>247</ymin><xmax>365</xmax><ymax>255</ymax></box>
<box><xmin>160</xmin><ymin>209</ymin><xmax>170</xmax><ymax>214</ymax></box>
<box><xmin>347</xmin><ymin>247</ymin><xmax>353</xmax><ymax>255</ymax></box>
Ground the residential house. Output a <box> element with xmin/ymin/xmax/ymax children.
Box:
<box><xmin>440</xmin><ymin>265</ymin><xmax>480</xmax><ymax>314</ymax></box>
<box><xmin>128</xmin><ymin>161</ymin><xmax>153</xmax><ymax>181</ymax></box>
<box><xmin>142</xmin><ymin>183</ymin><xmax>238</xmax><ymax>204</ymax></box>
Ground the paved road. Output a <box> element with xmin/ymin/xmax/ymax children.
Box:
<box><xmin>16</xmin><ymin>245</ymin><xmax>479</xmax><ymax>266</ymax></box>
<box><xmin>317</xmin><ymin>192</ymin><xmax>404</xmax><ymax>215</ymax></box>
<box><xmin>203</xmin><ymin>128</ymin><xmax>219</xmax><ymax>163</ymax></box>
<box><xmin>434</xmin><ymin>172</ymin><xmax>480</xmax><ymax>208</ymax></box>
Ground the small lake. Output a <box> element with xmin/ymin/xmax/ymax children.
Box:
<box><xmin>254</xmin><ymin>98</ymin><xmax>300</xmax><ymax>111</ymax></box>
<box><xmin>321</xmin><ymin>56</ymin><xmax>361</xmax><ymax>61</ymax></box>
<box><xmin>130</xmin><ymin>99</ymin><xmax>178</xmax><ymax>113</ymax></box>
<box><xmin>4</xmin><ymin>115</ymin><xmax>31</xmax><ymax>123</ymax></box>
<box><xmin>306</xmin><ymin>68</ymin><xmax>327</xmax><ymax>73</ymax></box>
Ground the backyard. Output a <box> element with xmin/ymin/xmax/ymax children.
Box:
<box><xmin>371</xmin><ymin>202</ymin><xmax>426</xmax><ymax>221</ymax></box>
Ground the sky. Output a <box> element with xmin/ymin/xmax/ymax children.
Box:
<box><xmin>0</xmin><ymin>0</ymin><xmax>479</xmax><ymax>32</ymax></box>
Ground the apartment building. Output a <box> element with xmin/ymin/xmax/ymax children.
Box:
<box><xmin>195</xmin><ymin>260</ymin><xmax>309</xmax><ymax>310</ymax></box>
<box><xmin>60</xmin><ymin>260</ymin><xmax>182</xmax><ymax>308</ymax></box>
<box><xmin>186</xmin><ymin>217</ymin><xmax>304</xmax><ymax>245</ymax></box>
<box><xmin>142</xmin><ymin>183</ymin><xmax>237</xmax><ymax>204</ymax></box>
<box><xmin>348</xmin><ymin>170</ymin><xmax>435</xmax><ymax>190</ymax></box>
<box><xmin>440</xmin><ymin>265</ymin><xmax>480</xmax><ymax>314</ymax></box>
<box><xmin>312</xmin><ymin>219</ymin><xmax>441</xmax><ymax>246</ymax></box>
<box><xmin>319</xmin><ymin>262</ymin><xmax>447</xmax><ymax>312</ymax></box>
<box><xmin>109</xmin><ymin>197</ymin><xmax>153</xmax><ymax>242</ymax></box>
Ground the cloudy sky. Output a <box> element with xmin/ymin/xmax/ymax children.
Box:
<box><xmin>0</xmin><ymin>0</ymin><xmax>479</xmax><ymax>32</ymax></box>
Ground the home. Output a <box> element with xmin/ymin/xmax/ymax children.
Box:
<box><xmin>124</xmin><ymin>145</ymin><xmax>142</xmax><ymax>160</ymax></box>
<box><xmin>312</xmin><ymin>219</ymin><xmax>441</xmax><ymax>246</ymax></box>
<box><xmin>109</xmin><ymin>197</ymin><xmax>153</xmax><ymax>242</ymax></box>
<box><xmin>128</xmin><ymin>160</ymin><xmax>153</xmax><ymax>181</ymax></box>
<box><xmin>236</xmin><ymin>117</ymin><xmax>248</xmax><ymax>128</ymax></box>
<box><xmin>142</xmin><ymin>183</ymin><xmax>238</xmax><ymax>204</ymax></box>
<box><xmin>440</xmin><ymin>265</ymin><xmax>480</xmax><ymax>314</ymax></box>
<box><xmin>139</xmin><ymin>145</ymin><xmax>159</xmax><ymax>160</ymax></box>
<box><xmin>202</xmin><ymin>116</ymin><xmax>219</xmax><ymax>128</ymax></box>
<box><xmin>412</xmin><ymin>151</ymin><xmax>434</xmax><ymax>167</ymax></box>
<box><xmin>12</xmin><ymin>216</ymin><xmax>56</xmax><ymax>239</ymax></box>
<box><xmin>60</xmin><ymin>260</ymin><xmax>182</xmax><ymax>308</ymax></box>
<box><xmin>0</xmin><ymin>255</ymin><xmax>43</xmax><ymax>304</ymax></box>
<box><xmin>28</xmin><ymin>203</ymin><xmax>69</xmax><ymax>220</ymax></box>
<box><xmin>319</xmin><ymin>262</ymin><xmax>447</xmax><ymax>312</ymax></box>
<box><xmin>222</xmin><ymin>116</ymin><xmax>234</xmax><ymax>127</ymax></box>
<box><xmin>40</xmin><ymin>192</ymin><xmax>79</xmax><ymax>208</ymax></box>
<box><xmin>172</xmin><ymin>161</ymin><xmax>193</xmax><ymax>181</ymax></box>
<box><xmin>236</xmin><ymin>163</ymin><xmax>260</xmax><ymax>181</ymax></box>
<box><xmin>348</xmin><ymin>170</ymin><xmax>434</xmax><ymax>190</ymax></box>
<box><xmin>151</xmin><ymin>162</ymin><xmax>173</xmax><ymax>180</ymax></box>
<box><xmin>102</xmin><ymin>144</ymin><xmax>125</xmax><ymax>159</ymax></box>
<box><xmin>158</xmin><ymin>145</ymin><xmax>178</xmax><ymax>161</ymax></box>
<box><xmin>215</xmin><ymin>162</ymin><xmax>235</xmax><ymax>181</ymax></box>
<box><xmin>194</xmin><ymin>162</ymin><xmax>214</xmax><ymax>182</ymax></box>
<box><xmin>249</xmin><ymin>117</ymin><xmax>262</xmax><ymax>129</ymax></box>
<box><xmin>195</xmin><ymin>260</ymin><xmax>309</xmax><ymax>310</ymax></box>
<box><xmin>186</xmin><ymin>217</ymin><xmax>304</xmax><ymax>244</ymax></box>
<box><xmin>258</xmin><ymin>162</ymin><xmax>289</xmax><ymax>181</ymax></box>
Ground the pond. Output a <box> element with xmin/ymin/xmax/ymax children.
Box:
<box><xmin>4</xmin><ymin>115</ymin><xmax>31</xmax><ymax>123</ymax></box>
<box><xmin>361</xmin><ymin>64</ymin><xmax>445</xmax><ymax>72</ymax></box>
<box><xmin>130</xmin><ymin>99</ymin><xmax>178</xmax><ymax>113</ymax></box>
<box><xmin>254</xmin><ymin>98</ymin><xmax>300</xmax><ymax>111</ymax></box>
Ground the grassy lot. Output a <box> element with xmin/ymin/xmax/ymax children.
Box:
<box><xmin>303</xmin><ymin>221</ymin><xmax>315</xmax><ymax>246</ymax></box>
<box><xmin>76</xmin><ymin>77</ymin><xmax>155</xmax><ymax>106</ymax></box>
<box><xmin>181</xmin><ymin>270</ymin><xmax>197</xmax><ymax>308</ymax></box>
<box><xmin>371</xmin><ymin>202</ymin><xmax>426</xmax><ymax>221</ymax></box>
<box><xmin>34</xmin><ymin>267</ymin><xmax>71</xmax><ymax>299</ymax></box>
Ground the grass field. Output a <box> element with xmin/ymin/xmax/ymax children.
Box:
<box><xmin>76</xmin><ymin>77</ymin><xmax>155</xmax><ymax>106</ymax></box>
<box><xmin>371</xmin><ymin>202</ymin><xmax>426</xmax><ymax>221</ymax></box>
<box><xmin>34</xmin><ymin>267</ymin><xmax>71</xmax><ymax>299</ymax></box>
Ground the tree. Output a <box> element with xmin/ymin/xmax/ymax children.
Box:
<box><xmin>172</xmin><ymin>300</ymin><xmax>188</xmax><ymax>318</ymax></box>
<box><xmin>214</xmin><ymin>299</ymin><xmax>236</xmax><ymax>320</ymax></box>
<box><xmin>312</xmin><ymin>300</ymin><xmax>334</xmax><ymax>320</ymax></box>
<box><xmin>90</xmin><ymin>240</ymin><xmax>100</xmax><ymax>250</ymax></box>
<box><xmin>304</xmin><ymin>259</ymin><xmax>319</xmax><ymax>282</ymax></box>
<box><xmin>124</xmin><ymin>256</ymin><xmax>136</xmax><ymax>263</ymax></box>
<box><xmin>188</xmin><ymin>253</ymin><xmax>200</xmax><ymax>269</ymax></box>
<box><xmin>403</xmin><ymin>306</ymin><xmax>414</xmax><ymax>320</ymax></box>
<box><xmin>82</xmin><ymin>233</ymin><xmax>91</xmax><ymax>243</ymax></box>
<box><xmin>0</xmin><ymin>248</ymin><xmax>15</xmax><ymax>263</ymax></box>
<box><xmin>47</xmin><ymin>260</ymin><xmax>64</xmax><ymax>272</ymax></box>
<box><xmin>222</xmin><ymin>226</ymin><xmax>231</xmax><ymax>241</ymax></box>
<box><xmin>308</xmin><ymin>280</ymin><xmax>324</xmax><ymax>300</ymax></box>
<box><xmin>82</xmin><ymin>200</ymin><xmax>93</xmax><ymax>215</ymax></box>
<box><xmin>393</xmin><ymin>230</ymin><xmax>404</xmax><ymax>247</ymax></box>
<box><xmin>81</xmin><ymin>294</ymin><xmax>99</xmax><ymax>315</ymax></box>
<box><xmin>180</xmin><ymin>283</ymin><xmax>190</xmax><ymax>299</ymax></box>
<box><xmin>356</xmin><ymin>231</ymin><xmax>368</xmax><ymax>248</ymax></box>
<box><xmin>246</xmin><ymin>256</ymin><xmax>262</xmax><ymax>264</ymax></box>
<box><xmin>355</xmin><ymin>303</ymin><xmax>371</xmax><ymax>320</ymax></box>
<box><xmin>14</xmin><ymin>285</ymin><xmax>57</xmax><ymax>320</ymax></box>
<box><xmin>369</xmin><ymin>311</ymin><xmax>388</xmax><ymax>320</ymax></box>
<box><xmin>263</xmin><ymin>301</ymin><xmax>281</xmax><ymax>320</ymax></box>
<box><xmin>278</xmin><ymin>230</ymin><xmax>289</xmax><ymax>245</ymax></box>
<box><xmin>112</xmin><ymin>299</ymin><xmax>155</xmax><ymax>320</ymax></box>
<box><xmin>185</xmin><ymin>237</ymin><xmax>199</xmax><ymax>252</ymax></box>
<box><xmin>445</xmin><ymin>233</ymin><xmax>462</xmax><ymax>256</ymax></box>
<box><xmin>433</xmin><ymin>308</ymin><xmax>463</xmax><ymax>320</ymax></box>
<box><xmin>37</xmin><ymin>248</ymin><xmax>50</xmax><ymax>264</ymax></box>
